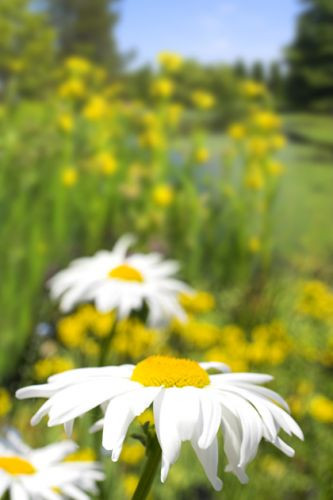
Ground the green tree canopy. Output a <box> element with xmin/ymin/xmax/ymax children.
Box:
<box><xmin>286</xmin><ymin>0</ymin><xmax>333</xmax><ymax>110</ymax></box>
<box><xmin>46</xmin><ymin>0</ymin><xmax>127</xmax><ymax>75</ymax></box>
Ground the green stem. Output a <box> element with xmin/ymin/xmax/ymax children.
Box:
<box><xmin>98</xmin><ymin>317</ymin><xmax>118</xmax><ymax>367</ymax></box>
<box><xmin>131</xmin><ymin>433</ymin><xmax>162</xmax><ymax>500</ymax></box>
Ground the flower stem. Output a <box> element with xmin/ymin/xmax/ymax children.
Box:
<box><xmin>131</xmin><ymin>433</ymin><xmax>162</xmax><ymax>500</ymax></box>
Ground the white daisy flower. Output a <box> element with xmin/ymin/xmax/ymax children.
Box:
<box><xmin>0</xmin><ymin>428</ymin><xmax>104</xmax><ymax>499</ymax></box>
<box><xmin>16</xmin><ymin>356</ymin><xmax>303</xmax><ymax>491</ymax></box>
<box><xmin>48</xmin><ymin>234</ymin><xmax>189</xmax><ymax>325</ymax></box>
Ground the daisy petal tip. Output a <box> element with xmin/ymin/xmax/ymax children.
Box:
<box><xmin>213</xmin><ymin>478</ymin><xmax>223</xmax><ymax>491</ymax></box>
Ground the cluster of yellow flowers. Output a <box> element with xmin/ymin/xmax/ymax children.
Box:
<box><xmin>297</xmin><ymin>280</ymin><xmax>333</xmax><ymax>322</ymax></box>
<box><xmin>34</xmin><ymin>356</ymin><xmax>75</xmax><ymax>381</ymax></box>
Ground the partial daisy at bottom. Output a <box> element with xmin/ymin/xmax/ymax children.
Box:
<box><xmin>16</xmin><ymin>356</ymin><xmax>304</xmax><ymax>491</ymax></box>
<box><xmin>0</xmin><ymin>428</ymin><xmax>104</xmax><ymax>499</ymax></box>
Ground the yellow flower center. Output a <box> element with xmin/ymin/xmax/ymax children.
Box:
<box><xmin>131</xmin><ymin>355</ymin><xmax>210</xmax><ymax>388</ymax></box>
<box><xmin>0</xmin><ymin>456</ymin><xmax>36</xmax><ymax>475</ymax></box>
<box><xmin>108</xmin><ymin>264</ymin><xmax>144</xmax><ymax>283</ymax></box>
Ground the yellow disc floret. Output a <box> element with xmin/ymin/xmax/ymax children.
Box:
<box><xmin>108</xmin><ymin>264</ymin><xmax>144</xmax><ymax>283</ymax></box>
<box><xmin>0</xmin><ymin>456</ymin><xmax>36</xmax><ymax>475</ymax></box>
<box><xmin>131</xmin><ymin>355</ymin><xmax>210</xmax><ymax>388</ymax></box>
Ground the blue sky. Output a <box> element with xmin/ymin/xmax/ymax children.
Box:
<box><xmin>116</xmin><ymin>0</ymin><xmax>303</xmax><ymax>67</ymax></box>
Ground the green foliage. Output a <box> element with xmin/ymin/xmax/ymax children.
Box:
<box><xmin>0</xmin><ymin>0</ymin><xmax>56</xmax><ymax>98</ymax></box>
<box><xmin>46</xmin><ymin>0</ymin><xmax>127</xmax><ymax>75</ymax></box>
<box><xmin>286</xmin><ymin>0</ymin><xmax>333</xmax><ymax>110</ymax></box>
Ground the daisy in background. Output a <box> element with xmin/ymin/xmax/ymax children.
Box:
<box><xmin>0</xmin><ymin>428</ymin><xmax>104</xmax><ymax>499</ymax></box>
<box><xmin>48</xmin><ymin>234</ymin><xmax>190</xmax><ymax>326</ymax></box>
<box><xmin>17</xmin><ymin>356</ymin><xmax>303</xmax><ymax>491</ymax></box>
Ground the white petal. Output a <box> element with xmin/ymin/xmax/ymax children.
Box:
<box><xmin>153</xmin><ymin>388</ymin><xmax>200</xmax><ymax>483</ymax></box>
<box><xmin>191</xmin><ymin>436</ymin><xmax>223</xmax><ymax>491</ymax></box>
<box><xmin>10</xmin><ymin>483</ymin><xmax>30</xmax><ymax>500</ymax></box>
<box><xmin>102</xmin><ymin>387</ymin><xmax>160</xmax><ymax>460</ymax></box>
<box><xmin>211</xmin><ymin>373</ymin><xmax>273</xmax><ymax>385</ymax></box>
<box><xmin>198</xmin><ymin>390</ymin><xmax>222</xmax><ymax>449</ymax></box>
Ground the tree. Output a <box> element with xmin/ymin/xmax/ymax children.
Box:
<box><xmin>251</xmin><ymin>61</ymin><xmax>265</xmax><ymax>82</ymax></box>
<box><xmin>268</xmin><ymin>62</ymin><xmax>286</xmax><ymax>105</ymax></box>
<box><xmin>233</xmin><ymin>60</ymin><xmax>247</xmax><ymax>79</ymax></box>
<box><xmin>0</xmin><ymin>0</ymin><xmax>56</xmax><ymax>98</ymax></box>
<box><xmin>286</xmin><ymin>0</ymin><xmax>333</xmax><ymax>110</ymax></box>
<box><xmin>46</xmin><ymin>0</ymin><xmax>126</xmax><ymax>74</ymax></box>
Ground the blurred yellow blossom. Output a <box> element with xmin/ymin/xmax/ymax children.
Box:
<box><xmin>252</xmin><ymin>111</ymin><xmax>281</xmax><ymax>130</ymax></box>
<box><xmin>297</xmin><ymin>280</ymin><xmax>333</xmax><ymax>321</ymax></box>
<box><xmin>81</xmin><ymin>338</ymin><xmax>100</xmax><ymax>357</ymax></box>
<box><xmin>65</xmin><ymin>56</ymin><xmax>91</xmax><ymax>75</ymax></box>
<box><xmin>152</xmin><ymin>184</ymin><xmax>174</xmax><ymax>207</ymax></box>
<box><xmin>180</xmin><ymin>291</ymin><xmax>215</xmax><ymax>314</ymax></box>
<box><xmin>139</xmin><ymin>129</ymin><xmax>165</xmax><ymax>150</ymax></box>
<box><xmin>113</xmin><ymin>319</ymin><xmax>159</xmax><ymax>359</ymax></box>
<box><xmin>61</xmin><ymin>167</ymin><xmax>78</xmax><ymax>187</ymax></box>
<box><xmin>151</xmin><ymin>78</ymin><xmax>174</xmax><ymax>98</ymax></box>
<box><xmin>65</xmin><ymin>448</ymin><xmax>96</xmax><ymax>462</ymax></box>
<box><xmin>173</xmin><ymin>317</ymin><xmax>220</xmax><ymax>350</ymax></box>
<box><xmin>228</xmin><ymin>123</ymin><xmax>246</xmax><ymax>140</ymax></box>
<box><xmin>158</xmin><ymin>51</ymin><xmax>183</xmax><ymax>71</ymax></box>
<box><xmin>0</xmin><ymin>388</ymin><xmax>12</xmax><ymax>417</ymax></box>
<box><xmin>94</xmin><ymin>152</ymin><xmax>118</xmax><ymax>175</ymax></box>
<box><xmin>137</xmin><ymin>408</ymin><xmax>154</xmax><ymax>426</ymax></box>
<box><xmin>58</xmin><ymin>79</ymin><xmax>86</xmax><ymax>99</ymax></box>
<box><xmin>83</xmin><ymin>96</ymin><xmax>108</xmax><ymax>121</ymax></box>
<box><xmin>248</xmin><ymin>236</ymin><xmax>261</xmax><ymax>253</ymax></box>
<box><xmin>260</xmin><ymin>456</ymin><xmax>287</xmax><ymax>479</ymax></box>
<box><xmin>267</xmin><ymin>159</ymin><xmax>285</xmax><ymax>176</ymax></box>
<box><xmin>57</xmin><ymin>112</ymin><xmax>74</xmax><ymax>133</ymax></box>
<box><xmin>245</xmin><ymin>166</ymin><xmax>265</xmax><ymax>190</ymax></box>
<box><xmin>57</xmin><ymin>316</ymin><xmax>85</xmax><ymax>348</ymax></box>
<box><xmin>247</xmin><ymin>137</ymin><xmax>268</xmax><ymax>157</ymax></box>
<box><xmin>123</xmin><ymin>474</ymin><xmax>139</xmax><ymax>497</ymax></box>
<box><xmin>120</xmin><ymin>442</ymin><xmax>145</xmax><ymax>466</ymax></box>
<box><xmin>241</xmin><ymin>80</ymin><xmax>266</xmax><ymax>98</ymax></box>
<box><xmin>309</xmin><ymin>395</ymin><xmax>333</xmax><ymax>423</ymax></box>
<box><xmin>270</xmin><ymin>134</ymin><xmax>286</xmax><ymax>150</ymax></box>
<box><xmin>191</xmin><ymin>90</ymin><xmax>215</xmax><ymax>109</ymax></box>
<box><xmin>194</xmin><ymin>147</ymin><xmax>210</xmax><ymax>164</ymax></box>
<box><xmin>34</xmin><ymin>356</ymin><xmax>74</xmax><ymax>381</ymax></box>
<box><xmin>165</xmin><ymin>103</ymin><xmax>183</xmax><ymax>125</ymax></box>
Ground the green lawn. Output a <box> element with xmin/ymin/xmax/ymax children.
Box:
<box><xmin>275</xmin><ymin>113</ymin><xmax>333</xmax><ymax>277</ymax></box>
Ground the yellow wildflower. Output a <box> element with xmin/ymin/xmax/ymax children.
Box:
<box><xmin>0</xmin><ymin>388</ymin><xmax>12</xmax><ymax>417</ymax></box>
<box><xmin>61</xmin><ymin>167</ymin><xmax>78</xmax><ymax>187</ymax></box>
<box><xmin>137</xmin><ymin>408</ymin><xmax>154</xmax><ymax>426</ymax></box>
<box><xmin>309</xmin><ymin>395</ymin><xmax>333</xmax><ymax>423</ymax></box>
<box><xmin>165</xmin><ymin>103</ymin><xmax>183</xmax><ymax>125</ymax></box>
<box><xmin>248</xmin><ymin>236</ymin><xmax>261</xmax><ymax>253</ymax></box>
<box><xmin>58</xmin><ymin>79</ymin><xmax>86</xmax><ymax>99</ymax></box>
<box><xmin>83</xmin><ymin>96</ymin><xmax>108</xmax><ymax>121</ymax></box>
<box><xmin>194</xmin><ymin>147</ymin><xmax>210</xmax><ymax>164</ymax></box>
<box><xmin>247</xmin><ymin>137</ymin><xmax>268</xmax><ymax>157</ymax></box>
<box><xmin>94</xmin><ymin>152</ymin><xmax>118</xmax><ymax>175</ymax></box>
<box><xmin>65</xmin><ymin>448</ymin><xmax>96</xmax><ymax>462</ymax></box>
<box><xmin>179</xmin><ymin>291</ymin><xmax>215</xmax><ymax>314</ymax></box>
<box><xmin>34</xmin><ymin>357</ymin><xmax>74</xmax><ymax>381</ymax></box>
<box><xmin>65</xmin><ymin>56</ymin><xmax>91</xmax><ymax>75</ymax></box>
<box><xmin>151</xmin><ymin>78</ymin><xmax>174</xmax><ymax>98</ymax></box>
<box><xmin>158</xmin><ymin>51</ymin><xmax>183</xmax><ymax>72</ymax></box>
<box><xmin>266</xmin><ymin>159</ymin><xmax>285</xmax><ymax>176</ymax></box>
<box><xmin>227</xmin><ymin>123</ymin><xmax>246</xmax><ymax>140</ymax></box>
<box><xmin>139</xmin><ymin>129</ymin><xmax>165</xmax><ymax>150</ymax></box>
<box><xmin>113</xmin><ymin>319</ymin><xmax>158</xmax><ymax>359</ymax></box>
<box><xmin>297</xmin><ymin>280</ymin><xmax>333</xmax><ymax>321</ymax></box>
<box><xmin>245</xmin><ymin>166</ymin><xmax>265</xmax><ymax>190</ymax></box>
<box><xmin>270</xmin><ymin>134</ymin><xmax>286</xmax><ymax>150</ymax></box>
<box><xmin>260</xmin><ymin>456</ymin><xmax>286</xmax><ymax>479</ymax></box>
<box><xmin>241</xmin><ymin>80</ymin><xmax>266</xmax><ymax>98</ymax></box>
<box><xmin>152</xmin><ymin>184</ymin><xmax>174</xmax><ymax>207</ymax></box>
<box><xmin>120</xmin><ymin>442</ymin><xmax>145</xmax><ymax>466</ymax></box>
<box><xmin>57</xmin><ymin>316</ymin><xmax>85</xmax><ymax>348</ymax></box>
<box><xmin>252</xmin><ymin>111</ymin><xmax>281</xmax><ymax>130</ymax></box>
<box><xmin>81</xmin><ymin>338</ymin><xmax>100</xmax><ymax>357</ymax></box>
<box><xmin>123</xmin><ymin>474</ymin><xmax>139</xmax><ymax>497</ymax></box>
<box><xmin>57</xmin><ymin>113</ymin><xmax>74</xmax><ymax>133</ymax></box>
<box><xmin>191</xmin><ymin>90</ymin><xmax>215</xmax><ymax>109</ymax></box>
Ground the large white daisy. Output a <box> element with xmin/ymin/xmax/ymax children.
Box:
<box><xmin>0</xmin><ymin>428</ymin><xmax>104</xmax><ymax>499</ymax></box>
<box><xmin>16</xmin><ymin>356</ymin><xmax>303</xmax><ymax>491</ymax></box>
<box><xmin>48</xmin><ymin>235</ymin><xmax>189</xmax><ymax>325</ymax></box>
